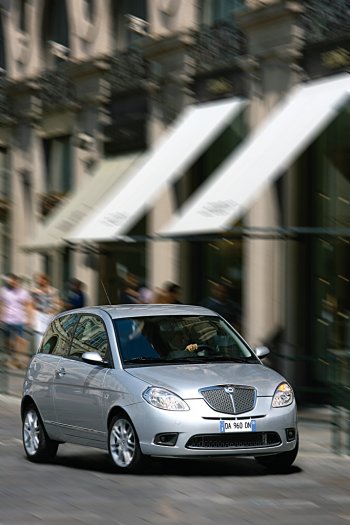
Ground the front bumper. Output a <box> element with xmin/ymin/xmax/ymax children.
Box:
<box><xmin>127</xmin><ymin>396</ymin><xmax>298</xmax><ymax>458</ymax></box>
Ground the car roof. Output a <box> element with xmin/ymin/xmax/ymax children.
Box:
<box><xmin>62</xmin><ymin>304</ymin><xmax>219</xmax><ymax>320</ymax></box>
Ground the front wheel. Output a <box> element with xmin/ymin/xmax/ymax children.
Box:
<box><xmin>108</xmin><ymin>415</ymin><xmax>145</xmax><ymax>473</ymax></box>
<box><xmin>255</xmin><ymin>436</ymin><xmax>299</xmax><ymax>472</ymax></box>
<box><xmin>22</xmin><ymin>405</ymin><xmax>59</xmax><ymax>462</ymax></box>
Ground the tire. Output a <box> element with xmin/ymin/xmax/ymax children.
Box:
<box><xmin>108</xmin><ymin>414</ymin><xmax>145</xmax><ymax>473</ymax></box>
<box><xmin>255</xmin><ymin>436</ymin><xmax>299</xmax><ymax>473</ymax></box>
<box><xmin>22</xmin><ymin>405</ymin><xmax>59</xmax><ymax>463</ymax></box>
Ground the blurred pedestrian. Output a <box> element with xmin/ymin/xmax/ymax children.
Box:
<box><xmin>165</xmin><ymin>282</ymin><xmax>182</xmax><ymax>304</ymax></box>
<box><xmin>201</xmin><ymin>281</ymin><xmax>241</xmax><ymax>328</ymax></box>
<box><xmin>65</xmin><ymin>278</ymin><xmax>87</xmax><ymax>309</ymax></box>
<box><xmin>31</xmin><ymin>273</ymin><xmax>61</xmax><ymax>349</ymax></box>
<box><xmin>153</xmin><ymin>286</ymin><xmax>168</xmax><ymax>304</ymax></box>
<box><xmin>120</xmin><ymin>272</ymin><xmax>140</xmax><ymax>304</ymax></box>
<box><xmin>0</xmin><ymin>273</ymin><xmax>33</xmax><ymax>368</ymax></box>
<box><xmin>139</xmin><ymin>282</ymin><xmax>154</xmax><ymax>304</ymax></box>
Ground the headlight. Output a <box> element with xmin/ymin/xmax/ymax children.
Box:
<box><xmin>142</xmin><ymin>387</ymin><xmax>189</xmax><ymax>411</ymax></box>
<box><xmin>272</xmin><ymin>382</ymin><xmax>294</xmax><ymax>408</ymax></box>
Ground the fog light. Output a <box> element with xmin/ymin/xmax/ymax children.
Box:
<box><xmin>154</xmin><ymin>433</ymin><xmax>178</xmax><ymax>446</ymax></box>
<box><xmin>286</xmin><ymin>428</ymin><xmax>296</xmax><ymax>442</ymax></box>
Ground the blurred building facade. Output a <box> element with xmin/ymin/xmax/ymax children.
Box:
<box><xmin>0</xmin><ymin>0</ymin><xmax>349</xmax><ymax>401</ymax></box>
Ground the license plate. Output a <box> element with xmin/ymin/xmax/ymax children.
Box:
<box><xmin>219</xmin><ymin>419</ymin><xmax>256</xmax><ymax>433</ymax></box>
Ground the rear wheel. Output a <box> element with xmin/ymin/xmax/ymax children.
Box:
<box><xmin>255</xmin><ymin>436</ymin><xmax>299</xmax><ymax>472</ymax></box>
<box><xmin>22</xmin><ymin>405</ymin><xmax>59</xmax><ymax>462</ymax></box>
<box><xmin>108</xmin><ymin>414</ymin><xmax>145</xmax><ymax>473</ymax></box>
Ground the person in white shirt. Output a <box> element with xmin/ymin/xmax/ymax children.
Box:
<box><xmin>0</xmin><ymin>273</ymin><xmax>33</xmax><ymax>368</ymax></box>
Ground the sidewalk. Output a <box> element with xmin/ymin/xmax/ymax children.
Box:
<box><xmin>0</xmin><ymin>368</ymin><xmax>25</xmax><ymax>398</ymax></box>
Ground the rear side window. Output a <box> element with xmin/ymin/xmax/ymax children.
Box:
<box><xmin>41</xmin><ymin>335</ymin><xmax>59</xmax><ymax>354</ymax></box>
<box><xmin>38</xmin><ymin>314</ymin><xmax>79</xmax><ymax>356</ymax></box>
<box><xmin>69</xmin><ymin>314</ymin><xmax>109</xmax><ymax>360</ymax></box>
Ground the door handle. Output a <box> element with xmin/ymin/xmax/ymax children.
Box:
<box><xmin>55</xmin><ymin>367</ymin><xmax>66</xmax><ymax>378</ymax></box>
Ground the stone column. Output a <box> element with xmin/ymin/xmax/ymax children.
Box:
<box><xmin>143</xmin><ymin>0</ymin><xmax>196</xmax><ymax>291</ymax></box>
<box><xmin>237</xmin><ymin>0</ymin><xmax>304</xmax><ymax>377</ymax></box>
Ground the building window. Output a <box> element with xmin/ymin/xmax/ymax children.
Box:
<box><xmin>19</xmin><ymin>0</ymin><xmax>27</xmax><ymax>32</ymax></box>
<box><xmin>62</xmin><ymin>247</ymin><xmax>73</xmax><ymax>292</ymax></box>
<box><xmin>41</xmin><ymin>136</ymin><xmax>72</xmax><ymax>217</ymax></box>
<box><xmin>190</xmin><ymin>112</ymin><xmax>246</xmax><ymax>194</ymax></box>
<box><xmin>0</xmin><ymin>147</ymin><xmax>10</xmax><ymax>220</ymax></box>
<box><xmin>43</xmin><ymin>254</ymin><xmax>53</xmax><ymax>281</ymax></box>
<box><xmin>42</xmin><ymin>0</ymin><xmax>70</xmax><ymax>62</ymax></box>
<box><xmin>0</xmin><ymin>13</ymin><xmax>6</xmax><ymax>71</ymax></box>
<box><xmin>0</xmin><ymin>148</ymin><xmax>10</xmax><ymax>200</ymax></box>
<box><xmin>201</xmin><ymin>0</ymin><xmax>243</xmax><ymax>26</ymax></box>
<box><xmin>104</xmin><ymin>95</ymin><xmax>148</xmax><ymax>156</ymax></box>
<box><xmin>43</xmin><ymin>136</ymin><xmax>72</xmax><ymax>194</ymax></box>
<box><xmin>302</xmin><ymin>109</ymin><xmax>350</xmax><ymax>388</ymax></box>
<box><xmin>0</xmin><ymin>148</ymin><xmax>10</xmax><ymax>274</ymax></box>
<box><xmin>112</xmin><ymin>0</ymin><xmax>148</xmax><ymax>49</ymax></box>
<box><xmin>186</xmin><ymin>114</ymin><xmax>246</xmax><ymax>319</ymax></box>
<box><xmin>20</xmin><ymin>169</ymin><xmax>33</xmax><ymax>238</ymax></box>
<box><xmin>82</xmin><ymin>0</ymin><xmax>95</xmax><ymax>22</ymax></box>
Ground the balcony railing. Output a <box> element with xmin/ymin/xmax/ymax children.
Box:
<box><xmin>107</xmin><ymin>49</ymin><xmax>149</xmax><ymax>94</ymax></box>
<box><xmin>39</xmin><ymin>70</ymin><xmax>78</xmax><ymax>112</ymax></box>
<box><xmin>0</xmin><ymin>74</ymin><xmax>15</xmax><ymax>124</ymax></box>
<box><xmin>301</xmin><ymin>0</ymin><xmax>350</xmax><ymax>44</ymax></box>
<box><xmin>191</xmin><ymin>20</ymin><xmax>246</xmax><ymax>74</ymax></box>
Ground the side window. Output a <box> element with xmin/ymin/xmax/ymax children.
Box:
<box><xmin>69</xmin><ymin>314</ymin><xmax>109</xmax><ymax>361</ymax></box>
<box><xmin>115</xmin><ymin>318</ymin><xmax>158</xmax><ymax>361</ymax></box>
<box><xmin>38</xmin><ymin>314</ymin><xmax>79</xmax><ymax>356</ymax></box>
<box><xmin>41</xmin><ymin>335</ymin><xmax>59</xmax><ymax>354</ymax></box>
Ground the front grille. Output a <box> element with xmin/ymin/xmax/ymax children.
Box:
<box><xmin>200</xmin><ymin>385</ymin><xmax>256</xmax><ymax>414</ymax></box>
<box><xmin>186</xmin><ymin>432</ymin><xmax>281</xmax><ymax>449</ymax></box>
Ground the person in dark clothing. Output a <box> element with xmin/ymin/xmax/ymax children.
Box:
<box><xmin>120</xmin><ymin>273</ymin><xmax>140</xmax><ymax>304</ymax></box>
<box><xmin>65</xmin><ymin>278</ymin><xmax>86</xmax><ymax>309</ymax></box>
<box><xmin>201</xmin><ymin>281</ymin><xmax>241</xmax><ymax>329</ymax></box>
<box><xmin>165</xmin><ymin>282</ymin><xmax>182</xmax><ymax>304</ymax></box>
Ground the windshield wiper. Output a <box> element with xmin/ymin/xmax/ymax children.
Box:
<box><xmin>166</xmin><ymin>357</ymin><xmax>207</xmax><ymax>364</ymax></box>
<box><xmin>208</xmin><ymin>356</ymin><xmax>257</xmax><ymax>363</ymax></box>
<box><xmin>167</xmin><ymin>356</ymin><xmax>256</xmax><ymax>364</ymax></box>
<box><xmin>123</xmin><ymin>357</ymin><xmax>166</xmax><ymax>364</ymax></box>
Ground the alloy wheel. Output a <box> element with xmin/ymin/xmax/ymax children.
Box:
<box><xmin>109</xmin><ymin>417</ymin><xmax>136</xmax><ymax>468</ymax></box>
<box><xmin>23</xmin><ymin>409</ymin><xmax>40</xmax><ymax>456</ymax></box>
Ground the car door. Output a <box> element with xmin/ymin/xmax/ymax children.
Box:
<box><xmin>53</xmin><ymin>313</ymin><xmax>111</xmax><ymax>443</ymax></box>
<box><xmin>31</xmin><ymin>313</ymin><xmax>79</xmax><ymax>441</ymax></box>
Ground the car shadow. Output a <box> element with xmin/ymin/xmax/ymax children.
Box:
<box><xmin>50</xmin><ymin>447</ymin><xmax>302</xmax><ymax>477</ymax></box>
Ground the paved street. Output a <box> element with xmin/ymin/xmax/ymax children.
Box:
<box><xmin>0</xmin><ymin>394</ymin><xmax>349</xmax><ymax>525</ymax></box>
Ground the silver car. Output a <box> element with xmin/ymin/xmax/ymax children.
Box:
<box><xmin>21</xmin><ymin>304</ymin><xmax>298</xmax><ymax>473</ymax></box>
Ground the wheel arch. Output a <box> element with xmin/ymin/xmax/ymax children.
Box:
<box><xmin>107</xmin><ymin>405</ymin><xmax>131</xmax><ymax>431</ymax></box>
<box><xmin>21</xmin><ymin>395</ymin><xmax>38</xmax><ymax>421</ymax></box>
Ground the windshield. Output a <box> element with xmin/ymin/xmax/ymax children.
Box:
<box><xmin>113</xmin><ymin>315</ymin><xmax>258</xmax><ymax>366</ymax></box>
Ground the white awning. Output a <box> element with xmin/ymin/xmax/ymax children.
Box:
<box><xmin>160</xmin><ymin>73</ymin><xmax>350</xmax><ymax>236</ymax></box>
<box><xmin>23</xmin><ymin>152</ymin><xmax>142</xmax><ymax>251</ymax></box>
<box><xmin>66</xmin><ymin>97</ymin><xmax>246</xmax><ymax>243</ymax></box>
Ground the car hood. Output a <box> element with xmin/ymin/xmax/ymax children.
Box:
<box><xmin>126</xmin><ymin>362</ymin><xmax>286</xmax><ymax>397</ymax></box>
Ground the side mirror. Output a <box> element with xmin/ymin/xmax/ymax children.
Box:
<box><xmin>255</xmin><ymin>346</ymin><xmax>270</xmax><ymax>359</ymax></box>
<box><xmin>82</xmin><ymin>351</ymin><xmax>105</xmax><ymax>365</ymax></box>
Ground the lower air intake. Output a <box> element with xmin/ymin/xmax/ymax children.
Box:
<box><xmin>186</xmin><ymin>432</ymin><xmax>281</xmax><ymax>449</ymax></box>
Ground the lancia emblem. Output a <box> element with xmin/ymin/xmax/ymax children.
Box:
<box><xmin>224</xmin><ymin>385</ymin><xmax>236</xmax><ymax>413</ymax></box>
